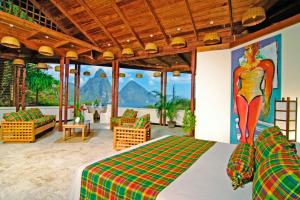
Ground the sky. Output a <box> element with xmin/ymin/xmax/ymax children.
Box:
<box><xmin>46</xmin><ymin>64</ymin><xmax>191</xmax><ymax>99</ymax></box>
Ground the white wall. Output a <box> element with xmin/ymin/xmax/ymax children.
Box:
<box><xmin>196</xmin><ymin>22</ymin><xmax>300</xmax><ymax>143</ymax></box>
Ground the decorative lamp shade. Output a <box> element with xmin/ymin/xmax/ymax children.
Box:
<box><xmin>70</xmin><ymin>69</ymin><xmax>77</xmax><ymax>74</ymax></box>
<box><xmin>54</xmin><ymin>65</ymin><xmax>60</xmax><ymax>72</ymax></box>
<box><xmin>153</xmin><ymin>71</ymin><xmax>161</xmax><ymax>77</ymax></box>
<box><xmin>173</xmin><ymin>71</ymin><xmax>181</xmax><ymax>77</ymax></box>
<box><xmin>136</xmin><ymin>73</ymin><xmax>143</xmax><ymax>78</ymax></box>
<box><xmin>203</xmin><ymin>32</ymin><xmax>221</xmax><ymax>45</ymax></box>
<box><xmin>1</xmin><ymin>36</ymin><xmax>20</xmax><ymax>48</ymax></box>
<box><xmin>121</xmin><ymin>48</ymin><xmax>134</xmax><ymax>57</ymax></box>
<box><xmin>38</xmin><ymin>45</ymin><xmax>54</xmax><ymax>56</ymax></box>
<box><xmin>170</xmin><ymin>37</ymin><xmax>186</xmax><ymax>48</ymax></box>
<box><xmin>103</xmin><ymin>51</ymin><xmax>114</xmax><ymax>60</ymax></box>
<box><xmin>66</xmin><ymin>50</ymin><xmax>78</xmax><ymax>60</ymax></box>
<box><xmin>12</xmin><ymin>58</ymin><xmax>25</xmax><ymax>67</ymax></box>
<box><xmin>145</xmin><ymin>43</ymin><xmax>158</xmax><ymax>53</ymax></box>
<box><xmin>37</xmin><ymin>63</ymin><xmax>48</xmax><ymax>70</ymax></box>
<box><xmin>83</xmin><ymin>71</ymin><xmax>91</xmax><ymax>76</ymax></box>
<box><xmin>99</xmin><ymin>73</ymin><xmax>107</xmax><ymax>78</ymax></box>
<box><xmin>119</xmin><ymin>73</ymin><xmax>126</xmax><ymax>78</ymax></box>
<box><xmin>242</xmin><ymin>7</ymin><xmax>266</xmax><ymax>27</ymax></box>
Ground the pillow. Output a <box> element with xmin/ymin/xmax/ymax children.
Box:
<box><xmin>255</xmin><ymin>126</ymin><xmax>282</xmax><ymax>147</ymax></box>
<box><xmin>252</xmin><ymin>154</ymin><xmax>300</xmax><ymax>200</ymax></box>
<box><xmin>3</xmin><ymin>112</ymin><xmax>22</xmax><ymax>121</ymax></box>
<box><xmin>133</xmin><ymin>117</ymin><xmax>146</xmax><ymax>129</ymax></box>
<box><xmin>227</xmin><ymin>143</ymin><xmax>255</xmax><ymax>190</ymax></box>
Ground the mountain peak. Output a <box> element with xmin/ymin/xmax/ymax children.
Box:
<box><xmin>94</xmin><ymin>68</ymin><xmax>106</xmax><ymax>78</ymax></box>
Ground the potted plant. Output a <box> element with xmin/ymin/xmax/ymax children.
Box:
<box><xmin>182</xmin><ymin>109</ymin><xmax>196</xmax><ymax>136</ymax></box>
<box><xmin>74</xmin><ymin>102</ymin><xmax>84</xmax><ymax>123</ymax></box>
<box><xmin>165</xmin><ymin>99</ymin><xmax>179</xmax><ymax>128</ymax></box>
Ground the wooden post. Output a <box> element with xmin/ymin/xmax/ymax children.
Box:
<box><xmin>163</xmin><ymin>71</ymin><xmax>167</xmax><ymax>126</ymax></box>
<box><xmin>21</xmin><ymin>67</ymin><xmax>26</xmax><ymax>110</ymax></box>
<box><xmin>114</xmin><ymin>61</ymin><xmax>119</xmax><ymax>117</ymax></box>
<box><xmin>77</xmin><ymin>63</ymin><xmax>81</xmax><ymax>103</ymax></box>
<box><xmin>64</xmin><ymin>58</ymin><xmax>70</xmax><ymax>124</ymax></box>
<box><xmin>111</xmin><ymin>61</ymin><xmax>115</xmax><ymax>118</ymax></box>
<box><xmin>190</xmin><ymin>49</ymin><xmax>196</xmax><ymax>114</ymax></box>
<box><xmin>15</xmin><ymin>67</ymin><xmax>21</xmax><ymax>112</ymax></box>
<box><xmin>58</xmin><ymin>57</ymin><xmax>65</xmax><ymax>131</ymax></box>
<box><xmin>74</xmin><ymin>63</ymin><xmax>78</xmax><ymax>110</ymax></box>
<box><xmin>160</xmin><ymin>71</ymin><xmax>163</xmax><ymax>125</ymax></box>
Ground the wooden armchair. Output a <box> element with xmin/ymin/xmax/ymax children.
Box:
<box><xmin>110</xmin><ymin>109</ymin><xmax>138</xmax><ymax>130</ymax></box>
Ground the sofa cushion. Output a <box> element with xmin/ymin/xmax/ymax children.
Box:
<box><xmin>226</xmin><ymin>143</ymin><xmax>255</xmax><ymax>190</ymax></box>
<box><xmin>27</xmin><ymin>108</ymin><xmax>44</xmax><ymax>120</ymax></box>
<box><xmin>252</xmin><ymin>154</ymin><xmax>300</xmax><ymax>200</ymax></box>
<box><xmin>43</xmin><ymin>115</ymin><xmax>56</xmax><ymax>123</ymax></box>
<box><xmin>133</xmin><ymin>117</ymin><xmax>147</xmax><ymax>129</ymax></box>
<box><xmin>18</xmin><ymin>110</ymin><xmax>31</xmax><ymax>121</ymax></box>
<box><xmin>33</xmin><ymin>118</ymin><xmax>49</xmax><ymax>128</ymax></box>
<box><xmin>3</xmin><ymin>112</ymin><xmax>22</xmax><ymax>121</ymax></box>
<box><xmin>122</xmin><ymin>109</ymin><xmax>137</xmax><ymax>118</ymax></box>
<box><xmin>255</xmin><ymin>126</ymin><xmax>282</xmax><ymax>147</ymax></box>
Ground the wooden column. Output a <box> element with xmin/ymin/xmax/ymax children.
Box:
<box><xmin>114</xmin><ymin>61</ymin><xmax>119</xmax><ymax>117</ymax></box>
<box><xmin>58</xmin><ymin>57</ymin><xmax>65</xmax><ymax>131</ymax></box>
<box><xmin>15</xmin><ymin>67</ymin><xmax>21</xmax><ymax>112</ymax></box>
<box><xmin>21</xmin><ymin>67</ymin><xmax>26</xmax><ymax>110</ymax></box>
<box><xmin>77</xmin><ymin>63</ymin><xmax>81</xmax><ymax>103</ymax></box>
<box><xmin>74</xmin><ymin>63</ymin><xmax>78</xmax><ymax>109</ymax></box>
<box><xmin>64</xmin><ymin>58</ymin><xmax>70</xmax><ymax>124</ymax></box>
<box><xmin>190</xmin><ymin>49</ymin><xmax>196</xmax><ymax>114</ymax></box>
<box><xmin>163</xmin><ymin>72</ymin><xmax>167</xmax><ymax>126</ymax></box>
<box><xmin>159</xmin><ymin>72</ymin><xmax>163</xmax><ymax>125</ymax></box>
<box><xmin>111</xmin><ymin>61</ymin><xmax>115</xmax><ymax>118</ymax></box>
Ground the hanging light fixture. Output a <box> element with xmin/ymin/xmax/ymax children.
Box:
<box><xmin>153</xmin><ymin>71</ymin><xmax>161</xmax><ymax>77</ymax></box>
<box><xmin>66</xmin><ymin>50</ymin><xmax>78</xmax><ymax>60</ymax></box>
<box><xmin>0</xmin><ymin>36</ymin><xmax>20</xmax><ymax>48</ymax></box>
<box><xmin>103</xmin><ymin>51</ymin><xmax>114</xmax><ymax>60</ymax></box>
<box><xmin>99</xmin><ymin>73</ymin><xmax>107</xmax><ymax>78</ymax></box>
<box><xmin>119</xmin><ymin>73</ymin><xmax>126</xmax><ymax>78</ymax></box>
<box><xmin>70</xmin><ymin>69</ymin><xmax>77</xmax><ymax>74</ymax></box>
<box><xmin>173</xmin><ymin>71</ymin><xmax>181</xmax><ymax>77</ymax></box>
<box><xmin>83</xmin><ymin>71</ymin><xmax>91</xmax><ymax>76</ymax></box>
<box><xmin>242</xmin><ymin>7</ymin><xmax>266</xmax><ymax>27</ymax></box>
<box><xmin>54</xmin><ymin>65</ymin><xmax>60</xmax><ymax>72</ymax></box>
<box><xmin>38</xmin><ymin>45</ymin><xmax>54</xmax><ymax>56</ymax></box>
<box><xmin>12</xmin><ymin>58</ymin><xmax>25</xmax><ymax>67</ymax></box>
<box><xmin>170</xmin><ymin>37</ymin><xmax>186</xmax><ymax>48</ymax></box>
<box><xmin>37</xmin><ymin>63</ymin><xmax>48</xmax><ymax>70</ymax></box>
<box><xmin>121</xmin><ymin>48</ymin><xmax>134</xmax><ymax>57</ymax></box>
<box><xmin>145</xmin><ymin>43</ymin><xmax>158</xmax><ymax>54</ymax></box>
<box><xmin>136</xmin><ymin>73</ymin><xmax>143</xmax><ymax>78</ymax></box>
<box><xmin>203</xmin><ymin>32</ymin><xmax>221</xmax><ymax>45</ymax></box>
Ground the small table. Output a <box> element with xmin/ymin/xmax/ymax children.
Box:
<box><xmin>62</xmin><ymin>121</ymin><xmax>90</xmax><ymax>141</ymax></box>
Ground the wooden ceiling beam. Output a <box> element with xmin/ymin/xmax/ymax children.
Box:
<box><xmin>183</xmin><ymin>0</ymin><xmax>198</xmax><ymax>41</ymax></box>
<box><xmin>155</xmin><ymin>57</ymin><xmax>170</xmax><ymax>67</ymax></box>
<box><xmin>54</xmin><ymin>41</ymin><xmax>70</xmax><ymax>48</ymax></box>
<box><xmin>48</xmin><ymin>0</ymin><xmax>99</xmax><ymax>47</ymax></box>
<box><xmin>227</xmin><ymin>0</ymin><xmax>234</xmax><ymax>36</ymax></box>
<box><xmin>112</xmin><ymin>2</ymin><xmax>144</xmax><ymax>48</ymax></box>
<box><xmin>29</xmin><ymin>0</ymin><xmax>72</xmax><ymax>35</ymax></box>
<box><xmin>75</xmin><ymin>0</ymin><xmax>122</xmax><ymax>49</ymax></box>
<box><xmin>177</xmin><ymin>53</ymin><xmax>190</xmax><ymax>65</ymax></box>
<box><xmin>143</xmin><ymin>0</ymin><xmax>169</xmax><ymax>45</ymax></box>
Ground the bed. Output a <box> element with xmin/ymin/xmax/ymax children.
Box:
<box><xmin>69</xmin><ymin>136</ymin><xmax>300</xmax><ymax>200</ymax></box>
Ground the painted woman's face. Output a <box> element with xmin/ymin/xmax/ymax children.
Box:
<box><xmin>244</xmin><ymin>44</ymin><xmax>259</xmax><ymax>60</ymax></box>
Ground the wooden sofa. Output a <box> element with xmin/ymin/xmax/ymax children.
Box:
<box><xmin>113</xmin><ymin>114</ymin><xmax>151</xmax><ymax>150</ymax></box>
<box><xmin>110</xmin><ymin>109</ymin><xmax>138</xmax><ymax>130</ymax></box>
<box><xmin>1</xmin><ymin>108</ymin><xmax>56</xmax><ymax>142</ymax></box>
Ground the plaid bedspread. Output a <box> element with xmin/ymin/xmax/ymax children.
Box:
<box><xmin>80</xmin><ymin>136</ymin><xmax>215</xmax><ymax>200</ymax></box>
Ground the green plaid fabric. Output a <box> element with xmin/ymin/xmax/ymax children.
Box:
<box><xmin>43</xmin><ymin>115</ymin><xmax>56</xmax><ymax>123</ymax></box>
<box><xmin>111</xmin><ymin>117</ymin><xmax>122</xmax><ymax>124</ymax></box>
<box><xmin>255</xmin><ymin>126</ymin><xmax>283</xmax><ymax>147</ymax></box>
<box><xmin>253</xmin><ymin>154</ymin><xmax>300</xmax><ymax>200</ymax></box>
<box><xmin>3</xmin><ymin>112</ymin><xmax>22</xmax><ymax>121</ymax></box>
<box><xmin>133</xmin><ymin>118</ymin><xmax>146</xmax><ymax>128</ymax></box>
<box><xmin>80</xmin><ymin>136</ymin><xmax>215</xmax><ymax>200</ymax></box>
<box><xmin>227</xmin><ymin>143</ymin><xmax>255</xmax><ymax>190</ymax></box>
<box><xmin>122</xmin><ymin>109</ymin><xmax>137</xmax><ymax>118</ymax></box>
<box><xmin>33</xmin><ymin>118</ymin><xmax>48</xmax><ymax>128</ymax></box>
<box><xmin>27</xmin><ymin>108</ymin><xmax>44</xmax><ymax>119</ymax></box>
<box><xmin>18</xmin><ymin>110</ymin><xmax>31</xmax><ymax>121</ymax></box>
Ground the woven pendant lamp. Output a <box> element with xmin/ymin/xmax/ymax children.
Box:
<box><xmin>121</xmin><ymin>48</ymin><xmax>134</xmax><ymax>57</ymax></box>
<box><xmin>66</xmin><ymin>50</ymin><xmax>78</xmax><ymax>60</ymax></box>
<box><xmin>1</xmin><ymin>36</ymin><xmax>20</xmax><ymax>48</ymax></box>
<box><xmin>83</xmin><ymin>71</ymin><xmax>91</xmax><ymax>76</ymax></box>
<box><xmin>103</xmin><ymin>51</ymin><xmax>114</xmax><ymax>60</ymax></box>
<box><xmin>203</xmin><ymin>32</ymin><xmax>221</xmax><ymax>45</ymax></box>
<box><xmin>119</xmin><ymin>73</ymin><xmax>126</xmax><ymax>78</ymax></box>
<box><xmin>173</xmin><ymin>71</ymin><xmax>181</xmax><ymax>77</ymax></box>
<box><xmin>70</xmin><ymin>69</ymin><xmax>77</xmax><ymax>74</ymax></box>
<box><xmin>12</xmin><ymin>58</ymin><xmax>25</xmax><ymax>67</ymax></box>
<box><xmin>99</xmin><ymin>73</ymin><xmax>107</xmax><ymax>78</ymax></box>
<box><xmin>37</xmin><ymin>63</ymin><xmax>48</xmax><ymax>70</ymax></box>
<box><xmin>153</xmin><ymin>71</ymin><xmax>161</xmax><ymax>77</ymax></box>
<box><xmin>38</xmin><ymin>45</ymin><xmax>54</xmax><ymax>56</ymax></box>
<box><xmin>145</xmin><ymin>43</ymin><xmax>158</xmax><ymax>54</ymax></box>
<box><xmin>242</xmin><ymin>7</ymin><xmax>266</xmax><ymax>27</ymax></box>
<box><xmin>170</xmin><ymin>37</ymin><xmax>186</xmax><ymax>48</ymax></box>
<box><xmin>136</xmin><ymin>73</ymin><xmax>143</xmax><ymax>78</ymax></box>
<box><xmin>54</xmin><ymin>65</ymin><xmax>60</xmax><ymax>72</ymax></box>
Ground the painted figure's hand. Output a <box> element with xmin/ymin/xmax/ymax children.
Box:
<box><xmin>262</xmin><ymin>102</ymin><xmax>270</xmax><ymax>120</ymax></box>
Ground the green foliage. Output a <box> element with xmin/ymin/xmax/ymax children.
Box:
<box><xmin>165</xmin><ymin>98</ymin><xmax>179</xmax><ymax>121</ymax></box>
<box><xmin>74</xmin><ymin>102</ymin><xmax>84</xmax><ymax>122</ymax></box>
<box><xmin>182</xmin><ymin>109</ymin><xmax>196</xmax><ymax>135</ymax></box>
<box><xmin>3</xmin><ymin>0</ymin><xmax>34</xmax><ymax>21</ymax></box>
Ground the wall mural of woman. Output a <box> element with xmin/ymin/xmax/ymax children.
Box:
<box><xmin>230</xmin><ymin>35</ymin><xmax>282</xmax><ymax>144</ymax></box>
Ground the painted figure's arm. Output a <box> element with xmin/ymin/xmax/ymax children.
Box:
<box><xmin>233</xmin><ymin>67</ymin><xmax>241</xmax><ymax>114</ymax></box>
<box><xmin>261</xmin><ymin>59</ymin><xmax>275</xmax><ymax>119</ymax></box>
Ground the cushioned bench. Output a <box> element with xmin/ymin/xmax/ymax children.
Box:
<box><xmin>1</xmin><ymin>108</ymin><xmax>56</xmax><ymax>142</ymax></box>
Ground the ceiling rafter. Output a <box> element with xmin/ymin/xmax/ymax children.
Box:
<box><xmin>29</xmin><ymin>0</ymin><xmax>71</xmax><ymax>35</ymax></box>
<box><xmin>156</xmin><ymin>57</ymin><xmax>171</xmax><ymax>67</ymax></box>
<box><xmin>48</xmin><ymin>0</ymin><xmax>99</xmax><ymax>47</ymax></box>
<box><xmin>112</xmin><ymin>2</ymin><xmax>144</xmax><ymax>48</ymax></box>
<box><xmin>177</xmin><ymin>53</ymin><xmax>190</xmax><ymax>65</ymax></box>
<box><xmin>75</xmin><ymin>0</ymin><xmax>122</xmax><ymax>49</ymax></box>
<box><xmin>183</xmin><ymin>0</ymin><xmax>198</xmax><ymax>41</ymax></box>
<box><xmin>143</xmin><ymin>0</ymin><xmax>169</xmax><ymax>45</ymax></box>
<box><xmin>227</xmin><ymin>0</ymin><xmax>234</xmax><ymax>36</ymax></box>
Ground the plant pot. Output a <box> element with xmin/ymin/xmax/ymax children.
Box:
<box><xmin>168</xmin><ymin>121</ymin><xmax>176</xmax><ymax>128</ymax></box>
